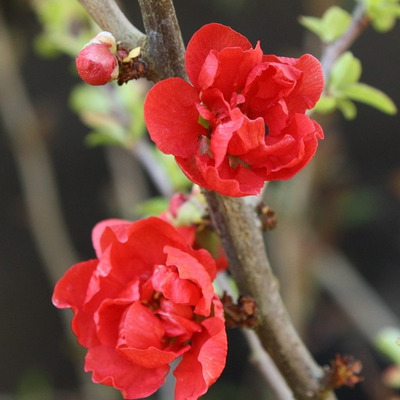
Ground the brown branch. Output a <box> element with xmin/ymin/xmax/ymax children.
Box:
<box><xmin>204</xmin><ymin>192</ymin><xmax>335</xmax><ymax>400</ymax></box>
<box><xmin>77</xmin><ymin>0</ymin><xmax>146</xmax><ymax>48</ymax></box>
<box><xmin>137</xmin><ymin>0</ymin><xmax>187</xmax><ymax>82</ymax></box>
<box><xmin>320</xmin><ymin>2</ymin><xmax>370</xmax><ymax>81</ymax></box>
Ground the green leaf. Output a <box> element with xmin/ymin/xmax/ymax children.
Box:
<box><xmin>313</xmin><ymin>96</ymin><xmax>337</xmax><ymax>114</ymax></box>
<box><xmin>134</xmin><ymin>197</ymin><xmax>169</xmax><ymax>217</ymax></box>
<box><xmin>299</xmin><ymin>15</ymin><xmax>324</xmax><ymax>39</ymax></box>
<box><xmin>371</xmin><ymin>12</ymin><xmax>397</xmax><ymax>31</ymax></box>
<box><xmin>337</xmin><ymin>98</ymin><xmax>358</xmax><ymax>119</ymax></box>
<box><xmin>85</xmin><ymin>130</ymin><xmax>127</xmax><ymax>147</ymax></box>
<box><xmin>70</xmin><ymin>84</ymin><xmax>111</xmax><ymax>114</ymax></box>
<box><xmin>321</xmin><ymin>6</ymin><xmax>352</xmax><ymax>42</ymax></box>
<box><xmin>343</xmin><ymin>83</ymin><xmax>397</xmax><ymax>114</ymax></box>
<box><xmin>330</xmin><ymin>52</ymin><xmax>362</xmax><ymax>90</ymax></box>
<box><xmin>376</xmin><ymin>327</ymin><xmax>400</xmax><ymax>366</ymax></box>
<box><xmin>362</xmin><ymin>0</ymin><xmax>400</xmax><ymax>32</ymax></box>
<box><xmin>300</xmin><ymin>6</ymin><xmax>351</xmax><ymax>43</ymax></box>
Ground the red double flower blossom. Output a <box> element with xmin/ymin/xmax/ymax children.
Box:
<box><xmin>144</xmin><ymin>23</ymin><xmax>324</xmax><ymax>196</ymax></box>
<box><xmin>52</xmin><ymin>217</ymin><xmax>227</xmax><ymax>400</ymax></box>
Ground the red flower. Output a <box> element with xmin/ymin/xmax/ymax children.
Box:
<box><xmin>76</xmin><ymin>32</ymin><xmax>119</xmax><ymax>85</ymax></box>
<box><xmin>52</xmin><ymin>217</ymin><xmax>227</xmax><ymax>400</ymax></box>
<box><xmin>144</xmin><ymin>23</ymin><xmax>324</xmax><ymax>196</ymax></box>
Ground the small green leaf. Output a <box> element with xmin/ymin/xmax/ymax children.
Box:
<box><xmin>330</xmin><ymin>52</ymin><xmax>362</xmax><ymax>90</ymax></box>
<box><xmin>299</xmin><ymin>15</ymin><xmax>324</xmax><ymax>39</ymax></box>
<box><xmin>321</xmin><ymin>6</ymin><xmax>352</xmax><ymax>42</ymax></box>
<box><xmin>376</xmin><ymin>327</ymin><xmax>400</xmax><ymax>366</ymax></box>
<box><xmin>300</xmin><ymin>6</ymin><xmax>351</xmax><ymax>43</ymax></box>
<box><xmin>85</xmin><ymin>130</ymin><xmax>127</xmax><ymax>147</ymax></box>
<box><xmin>70</xmin><ymin>84</ymin><xmax>111</xmax><ymax>114</ymax></box>
<box><xmin>362</xmin><ymin>0</ymin><xmax>400</xmax><ymax>32</ymax></box>
<box><xmin>337</xmin><ymin>98</ymin><xmax>358</xmax><ymax>119</ymax></box>
<box><xmin>371</xmin><ymin>12</ymin><xmax>397</xmax><ymax>31</ymax></box>
<box><xmin>313</xmin><ymin>96</ymin><xmax>337</xmax><ymax>114</ymax></box>
<box><xmin>134</xmin><ymin>197</ymin><xmax>169</xmax><ymax>217</ymax></box>
<box><xmin>343</xmin><ymin>83</ymin><xmax>397</xmax><ymax>114</ymax></box>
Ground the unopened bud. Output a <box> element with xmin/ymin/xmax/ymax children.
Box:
<box><xmin>76</xmin><ymin>41</ymin><xmax>119</xmax><ymax>86</ymax></box>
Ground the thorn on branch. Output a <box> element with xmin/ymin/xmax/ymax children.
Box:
<box><xmin>221</xmin><ymin>293</ymin><xmax>259</xmax><ymax>329</ymax></box>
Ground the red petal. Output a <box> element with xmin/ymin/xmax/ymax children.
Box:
<box><xmin>92</xmin><ymin>219</ymin><xmax>131</xmax><ymax>258</ymax></box>
<box><xmin>108</xmin><ymin>218</ymin><xmax>190</xmax><ymax>280</ymax></box>
<box><xmin>173</xmin><ymin>302</ymin><xmax>227</xmax><ymax>400</ymax></box>
<box><xmin>85</xmin><ymin>345</ymin><xmax>169</xmax><ymax>399</ymax></box>
<box><xmin>144</xmin><ymin>78</ymin><xmax>205</xmax><ymax>157</ymax></box>
<box><xmin>176</xmin><ymin>155</ymin><xmax>265</xmax><ymax>196</ymax></box>
<box><xmin>278</xmin><ymin>54</ymin><xmax>324</xmax><ymax>113</ymax></box>
<box><xmin>198</xmin><ymin>45</ymin><xmax>263</xmax><ymax>96</ymax></box>
<box><xmin>227</xmin><ymin>115</ymin><xmax>266</xmax><ymax>156</ymax></box>
<box><xmin>186</xmin><ymin>23</ymin><xmax>253</xmax><ymax>86</ymax></box>
<box><xmin>164</xmin><ymin>246</ymin><xmax>215</xmax><ymax>315</ymax></box>
<box><xmin>95</xmin><ymin>298</ymin><xmax>133</xmax><ymax>347</ymax></box>
<box><xmin>52</xmin><ymin>260</ymin><xmax>106</xmax><ymax>348</ymax></box>
<box><xmin>151</xmin><ymin>265</ymin><xmax>202</xmax><ymax>306</ymax></box>
<box><xmin>52</xmin><ymin>259</ymin><xmax>98</xmax><ymax>309</ymax></box>
<box><xmin>118</xmin><ymin>346</ymin><xmax>183</xmax><ymax>369</ymax></box>
<box><xmin>124</xmin><ymin>301</ymin><xmax>165</xmax><ymax>349</ymax></box>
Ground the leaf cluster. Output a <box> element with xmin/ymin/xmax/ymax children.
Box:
<box><xmin>315</xmin><ymin>52</ymin><xmax>397</xmax><ymax>119</ymax></box>
<box><xmin>360</xmin><ymin>0</ymin><xmax>400</xmax><ymax>32</ymax></box>
<box><xmin>301</xmin><ymin>4</ymin><xmax>398</xmax><ymax>119</ymax></box>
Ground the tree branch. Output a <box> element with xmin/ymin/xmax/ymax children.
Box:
<box><xmin>77</xmin><ymin>0</ymin><xmax>146</xmax><ymax>48</ymax></box>
<box><xmin>137</xmin><ymin>0</ymin><xmax>187</xmax><ymax>82</ymax></box>
<box><xmin>204</xmin><ymin>192</ymin><xmax>335</xmax><ymax>400</ymax></box>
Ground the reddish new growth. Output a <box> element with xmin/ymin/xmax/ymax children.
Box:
<box><xmin>221</xmin><ymin>293</ymin><xmax>259</xmax><ymax>329</ymax></box>
<box><xmin>323</xmin><ymin>354</ymin><xmax>363</xmax><ymax>391</ymax></box>
<box><xmin>144</xmin><ymin>23</ymin><xmax>324</xmax><ymax>197</ymax></box>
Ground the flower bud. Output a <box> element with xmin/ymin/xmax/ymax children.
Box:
<box><xmin>76</xmin><ymin>32</ymin><xmax>119</xmax><ymax>86</ymax></box>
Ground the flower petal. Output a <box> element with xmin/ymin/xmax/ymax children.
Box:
<box><xmin>186</xmin><ymin>23</ymin><xmax>253</xmax><ymax>86</ymax></box>
<box><xmin>164</xmin><ymin>246</ymin><xmax>215</xmax><ymax>315</ymax></box>
<box><xmin>173</xmin><ymin>299</ymin><xmax>227</xmax><ymax>400</ymax></box>
<box><xmin>85</xmin><ymin>345</ymin><xmax>169</xmax><ymax>399</ymax></box>
<box><xmin>176</xmin><ymin>155</ymin><xmax>265</xmax><ymax>196</ymax></box>
<box><xmin>92</xmin><ymin>219</ymin><xmax>131</xmax><ymax>258</ymax></box>
<box><xmin>276</xmin><ymin>54</ymin><xmax>324</xmax><ymax>113</ymax></box>
<box><xmin>124</xmin><ymin>301</ymin><xmax>165</xmax><ymax>349</ymax></box>
<box><xmin>144</xmin><ymin>78</ymin><xmax>205</xmax><ymax>157</ymax></box>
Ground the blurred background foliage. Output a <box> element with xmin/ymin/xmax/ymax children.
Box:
<box><xmin>1</xmin><ymin>0</ymin><xmax>400</xmax><ymax>399</ymax></box>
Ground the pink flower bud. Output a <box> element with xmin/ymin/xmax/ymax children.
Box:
<box><xmin>76</xmin><ymin>37</ymin><xmax>119</xmax><ymax>85</ymax></box>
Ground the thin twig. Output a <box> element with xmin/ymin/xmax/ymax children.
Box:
<box><xmin>77</xmin><ymin>0</ymin><xmax>146</xmax><ymax>48</ymax></box>
<box><xmin>320</xmin><ymin>2</ymin><xmax>370</xmax><ymax>81</ymax></box>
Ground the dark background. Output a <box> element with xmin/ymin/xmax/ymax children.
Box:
<box><xmin>1</xmin><ymin>0</ymin><xmax>400</xmax><ymax>399</ymax></box>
